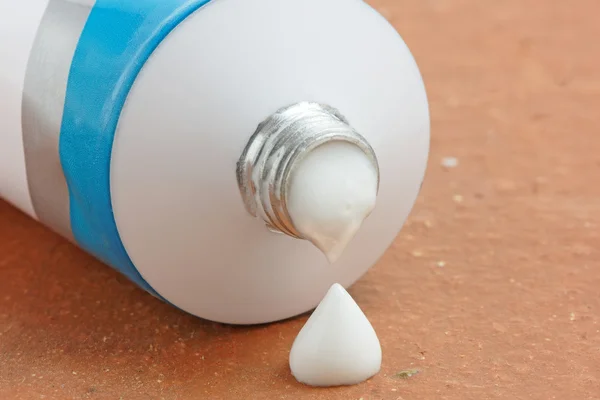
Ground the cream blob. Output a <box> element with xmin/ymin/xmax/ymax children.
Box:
<box><xmin>286</xmin><ymin>141</ymin><xmax>378</xmax><ymax>263</ymax></box>
<box><xmin>289</xmin><ymin>283</ymin><xmax>382</xmax><ymax>387</ymax></box>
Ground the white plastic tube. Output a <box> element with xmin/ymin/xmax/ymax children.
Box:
<box><xmin>0</xmin><ymin>0</ymin><xmax>430</xmax><ymax>324</ymax></box>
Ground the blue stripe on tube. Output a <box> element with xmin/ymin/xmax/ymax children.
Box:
<box><xmin>59</xmin><ymin>0</ymin><xmax>213</xmax><ymax>297</ymax></box>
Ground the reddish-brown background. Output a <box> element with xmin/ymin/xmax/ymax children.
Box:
<box><xmin>1</xmin><ymin>0</ymin><xmax>599</xmax><ymax>399</ymax></box>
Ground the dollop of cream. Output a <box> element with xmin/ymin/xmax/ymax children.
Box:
<box><xmin>289</xmin><ymin>283</ymin><xmax>382</xmax><ymax>387</ymax></box>
<box><xmin>286</xmin><ymin>141</ymin><xmax>378</xmax><ymax>263</ymax></box>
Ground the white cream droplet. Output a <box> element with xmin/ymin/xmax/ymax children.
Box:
<box><xmin>289</xmin><ymin>283</ymin><xmax>382</xmax><ymax>387</ymax></box>
<box><xmin>286</xmin><ymin>141</ymin><xmax>378</xmax><ymax>263</ymax></box>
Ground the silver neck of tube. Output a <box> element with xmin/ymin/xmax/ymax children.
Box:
<box><xmin>236</xmin><ymin>102</ymin><xmax>380</xmax><ymax>237</ymax></box>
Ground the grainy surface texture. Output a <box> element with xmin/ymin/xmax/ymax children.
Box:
<box><xmin>1</xmin><ymin>0</ymin><xmax>600</xmax><ymax>399</ymax></box>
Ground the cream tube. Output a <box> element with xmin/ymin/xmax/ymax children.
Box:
<box><xmin>0</xmin><ymin>0</ymin><xmax>430</xmax><ymax>324</ymax></box>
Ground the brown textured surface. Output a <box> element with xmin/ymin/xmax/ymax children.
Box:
<box><xmin>1</xmin><ymin>0</ymin><xmax>600</xmax><ymax>399</ymax></box>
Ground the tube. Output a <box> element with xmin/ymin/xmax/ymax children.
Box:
<box><xmin>0</xmin><ymin>0</ymin><xmax>430</xmax><ymax>324</ymax></box>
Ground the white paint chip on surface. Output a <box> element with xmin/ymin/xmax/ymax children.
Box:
<box><xmin>441</xmin><ymin>156</ymin><xmax>459</xmax><ymax>169</ymax></box>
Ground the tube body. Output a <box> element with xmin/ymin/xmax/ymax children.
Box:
<box><xmin>0</xmin><ymin>0</ymin><xmax>430</xmax><ymax>324</ymax></box>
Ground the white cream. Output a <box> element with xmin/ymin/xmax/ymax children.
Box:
<box><xmin>286</xmin><ymin>141</ymin><xmax>378</xmax><ymax>263</ymax></box>
<box><xmin>289</xmin><ymin>283</ymin><xmax>382</xmax><ymax>387</ymax></box>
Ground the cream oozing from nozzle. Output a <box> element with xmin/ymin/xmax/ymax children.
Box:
<box><xmin>237</xmin><ymin>102</ymin><xmax>379</xmax><ymax>262</ymax></box>
<box><xmin>286</xmin><ymin>141</ymin><xmax>379</xmax><ymax>263</ymax></box>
